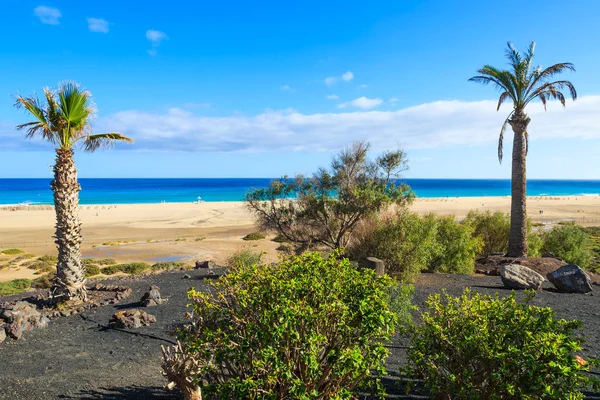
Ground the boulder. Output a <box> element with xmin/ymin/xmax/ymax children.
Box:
<box><xmin>140</xmin><ymin>285</ymin><xmax>166</xmax><ymax>307</ymax></box>
<box><xmin>499</xmin><ymin>265</ymin><xmax>545</xmax><ymax>290</ymax></box>
<box><xmin>109</xmin><ymin>309</ymin><xmax>156</xmax><ymax>329</ymax></box>
<box><xmin>547</xmin><ymin>264</ymin><xmax>593</xmax><ymax>293</ymax></box>
<box><xmin>6</xmin><ymin>316</ymin><xmax>23</xmax><ymax>340</ymax></box>
<box><xmin>0</xmin><ymin>326</ymin><xmax>6</xmax><ymax>343</ymax></box>
<box><xmin>195</xmin><ymin>260</ymin><xmax>217</xmax><ymax>269</ymax></box>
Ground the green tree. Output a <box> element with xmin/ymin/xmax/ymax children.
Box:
<box><xmin>15</xmin><ymin>82</ymin><xmax>133</xmax><ymax>302</ymax></box>
<box><xmin>470</xmin><ymin>42</ymin><xmax>576</xmax><ymax>257</ymax></box>
<box><xmin>246</xmin><ymin>141</ymin><xmax>413</xmax><ymax>252</ymax></box>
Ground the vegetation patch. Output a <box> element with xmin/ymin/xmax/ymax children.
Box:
<box><xmin>151</xmin><ymin>261</ymin><xmax>188</xmax><ymax>271</ymax></box>
<box><xmin>242</xmin><ymin>232</ymin><xmax>265</xmax><ymax>241</ymax></box>
<box><xmin>84</xmin><ymin>265</ymin><xmax>101</xmax><ymax>277</ymax></box>
<box><xmin>194</xmin><ymin>237</ymin><xmax>205</xmax><ymax>242</ymax></box>
<box><xmin>1</xmin><ymin>248</ymin><xmax>25</xmax><ymax>255</ymax></box>
<box><xmin>405</xmin><ymin>289</ymin><xmax>600</xmax><ymax>399</ymax></box>
<box><xmin>227</xmin><ymin>249</ymin><xmax>264</xmax><ymax>268</ymax></box>
<box><xmin>115</xmin><ymin>262</ymin><xmax>150</xmax><ymax>275</ymax></box>
<box><xmin>31</xmin><ymin>275</ymin><xmax>53</xmax><ymax>289</ymax></box>
<box><xmin>271</xmin><ymin>233</ymin><xmax>289</xmax><ymax>243</ymax></box>
<box><xmin>175</xmin><ymin>238</ymin><xmax>187</xmax><ymax>242</ymax></box>
<box><xmin>0</xmin><ymin>279</ymin><xmax>32</xmax><ymax>296</ymax></box>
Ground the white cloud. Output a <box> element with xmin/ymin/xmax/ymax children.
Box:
<box><xmin>338</xmin><ymin>96</ymin><xmax>383</xmax><ymax>110</ymax></box>
<box><xmin>324</xmin><ymin>71</ymin><xmax>354</xmax><ymax>86</ymax></box>
<box><xmin>326</xmin><ymin>95</ymin><xmax>340</xmax><ymax>100</ymax></box>
<box><xmin>389</xmin><ymin>97</ymin><xmax>398</xmax><ymax>103</ymax></box>
<box><xmin>87</xmin><ymin>18</ymin><xmax>109</xmax><ymax>33</ymax></box>
<box><xmin>146</xmin><ymin>30</ymin><xmax>168</xmax><ymax>55</ymax></box>
<box><xmin>6</xmin><ymin>96</ymin><xmax>600</xmax><ymax>154</ymax></box>
<box><xmin>342</xmin><ymin>71</ymin><xmax>354</xmax><ymax>82</ymax></box>
<box><xmin>280</xmin><ymin>84</ymin><xmax>293</xmax><ymax>92</ymax></box>
<box><xmin>34</xmin><ymin>6</ymin><xmax>61</xmax><ymax>25</ymax></box>
<box><xmin>359</xmin><ymin>84</ymin><xmax>368</xmax><ymax>89</ymax></box>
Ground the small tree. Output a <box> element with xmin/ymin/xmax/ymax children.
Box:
<box><xmin>245</xmin><ymin>141</ymin><xmax>413</xmax><ymax>252</ymax></box>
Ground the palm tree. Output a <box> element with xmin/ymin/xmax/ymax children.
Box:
<box><xmin>15</xmin><ymin>82</ymin><xmax>133</xmax><ymax>302</ymax></box>
<box><xmin>470</xmin><ymin>41</ymin><xmax>576</xmax><ymax>257</ymax></box>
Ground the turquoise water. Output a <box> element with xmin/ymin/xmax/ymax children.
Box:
<box><xmin>1</xmin><ymin>178</ymin><xmax>599</xmax><ymax>205</ymax></box>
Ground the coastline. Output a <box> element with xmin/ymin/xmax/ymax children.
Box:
<box><xmin>1</xmin><ymin>195</ymin><xmax>599</xmax><ymax>283</ymax></box>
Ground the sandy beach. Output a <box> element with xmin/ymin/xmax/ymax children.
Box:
<box><xmin>1</xmin><ymin>196</ymin><xmax>599</xmax><ymax>282</ymax></box>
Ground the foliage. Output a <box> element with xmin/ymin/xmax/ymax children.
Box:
<box><xmin>272</xmin><ymin>234</ymin><xmax>289</xmax><ymax>243</ymax></box>
<box><xmin>96</xmin><ymin>258</ymin><xmax>116</xmax><ymax>265</ymax></box>
<box><xmin>31</xmin><ymin>275</ymin><xmax>53</xmax><ymax>289</ymax></box>
<box><xmin>37</xmin><ymin>255</ymin><xmax>58</xmax><ymax>263</ymax></box>
<box><xmin>429</xmin><ymin>214</ymin><xmax>482</xmax><ymax>274</ymax></box>
<box><xmin>195</xmin><ymin>237</ymin><xmax>206</xmax><ymax>242</ymax></box>
<box><xmin>463</xmin><ymin>210</ymin><xmax>510</xmax><ymax>256</ymax></box>
<box><xmin>246</xmin><ymin>141</ymin><xmax>413</xmax><ymax>253</ymax></box>
<box><xmin>227</xmin><ymin>249</ymin><xmax>264</xmax><ymax>268</ymax></box>
<box><xmin>405</xmin><ymin>289</ymin><xmax>600</xmax><ymax>399</ymax></box>
<box><xmin>0</xmin><ymin>279</ymin><xmax>31</xmax><ymax>296</ymax></box>
<box><xmin>348</xmin><ymin>211</ymin><xmax>437</xmax><ymax>282</ymax></box>
<box><xmin>541</xmin><ymin>223</ymin><xmax>594</xmax><ymax>268</ymax></box>
<box><xmin>168</xmin><ymin>251</ymin><xmax>401</xmax><ymax>399</ymax></box>
<box><xmin>151</xmin><ymin>261</ymin><xmax>188</xmax><ymax>271</ymax></box>
<box><xmin>1</xmin><ymin>248</ymin><xmax>25</xmax><ymax>255</ymax></box>
<box><xmin>101</xmin><ymin>265</ymin><xmax>120</xmax><ymax>275</ymax></box>
<box><xmin>84</xmin><ymin>264</ymin><xmax>101</xmax><ymax>277</ymax></box>
<box><xmin>175</xmin><ymin>238</ymin><xmax>187</xmax><ymax>242</ymax></box>
<box><xmin>387</xmin><ymin>283</ymin><xmax>415</xmax><ymax>334</ymax></box>
<box><xmin>114</xmin><ymin>262</ymin><xmax>150</xmax><ymax>275</ymax></box>
<box><xmin>242</xmin><ymin>232</ymin><xmax>265</xmax><ymax>241</ymax></box>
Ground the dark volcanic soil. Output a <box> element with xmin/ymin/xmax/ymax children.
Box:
<box><xmin>1</xmin><ymin>270</ymin><xmax>599</xmax><ymax>399</ymax></box>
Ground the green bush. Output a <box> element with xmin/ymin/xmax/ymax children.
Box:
<box><xmin>463</xmin><ymin>210</ymin><xmax>510</xmax><ymax>256</ymax></box>
<box><xmin>242</xmin><ymin>232</ymin><xmax>265</xmax><ymax>241</ymax></box>
<box><xmin>0</xmin><ymin>248</ymin><xmax>25</xmax><ymax>255</ymax></box>
<box><xmin>271</xmin><ymin>233</ymin><xmax>289</xmax><ymax>243</ymax></box>
<box><xmin>151</xmin><ymin>261</ymin><xmax>187</xmax><ymax>271</ymax></box>
<box><xmin>227</xmin><ymin>249</ymin><xmax>264</xmax><ymax>268</ymax></box>
<box><xmin>167</xmin><ymin>251</ymin><xmax>402</xmax><ymax>399</ymax></box>
<box><xmin>542</xmin><ymin>224</ymin><xmax>594</xmax><ymax>268</ymax></box>
<box><xmin>0</xmin><ymin>279</ymin><xmax>31</xmax><ymax>296</ymax></box>
<box><xmin>31</xmin><ymin>275</ymin><xmax>53</xmax><ymax>289</ymax></box>
<box><xmin>84</xmin><ymin>264</ymin><xmax>101</xmax><ymax>277</ymax></box>
<box><xmin>115</xmin><ymin>262</ymin><xmax>150</xmax><ymax>275</ymax></box>
<box><xmin>101</xmin><ymin>265</ymin><xmax>120</xmax><ymax>275</ymax></box>
<box><xmin>429</xmin><ymin>214</ymin><xmax>482</xmax><ymax>274</ymax></box>
<box><xmin>96</xmin><ymin>258</ymin><xmax>116</xmax><ymax>265</ymax></box>
<box><xmin>348</xmin><ymin>211</ymin><xmax>438</xmax><ymax>282</ymax></box>
<box><xmin>405</xmin><ymin>289</ymin><xmax>600</xmax><ymax>399</ymax></box>
<box><xmin>37</xmin><ymin>255</ymin><xmax>58</xmax><ymax>263</ymax></box>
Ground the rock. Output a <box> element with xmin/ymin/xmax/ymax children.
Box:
<box><xmin>182</xmin><ymin>274</ymin><xmax>191</xmax><ymax>279</ymax></box>
<box><xmin>0</xmin><ymin>326</ymin><xmax>5</xmax><ymax>343</ymax></box>
<box><xmin>6</xmin><ymin>317</ymin><xmax>23</xmax><ymax>340</ymax></box>
<box><xmin>195</xmin><ymin>260</ymin><xmax>217</xmax><ymax>269</ymax></box>
<box><xmin>547</xmin><ymin>264</ymin><xmax>593</xmax><ymax>293</ymax></box>
<box><xmin>360</xmin><ymin>257</ymin><xmax>386</xmax><ymax>276</ymax></box>
<box><xmin>109</xmin><ymin>309</ymin><xmax>156</xmax><ymax>329</ymax></box>
<box><xmin>140</xmin><ymin>285</ymin><xmax>165</xmax><ymax>307</ymax></box>
<box><xmin>499</xmin><ymin>265</ymin><xmax>545</xmax><ymax>290</ymax></box>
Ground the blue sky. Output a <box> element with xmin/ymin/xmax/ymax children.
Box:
<box><xmin>1</xmin><ymin>0</ymin><xmax>600</xmax><ymax>178</ymax></box>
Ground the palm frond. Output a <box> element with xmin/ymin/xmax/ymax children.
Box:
<box><xmin>83</xmin><ymin>132</ymin><xmax>134</xmax><ymax>152</ymax></box>
<box><xmin>525</xmin><ymin>80</ymin><xmax>577</xmax><ymax>106</ymax></box>
<box><xmin>14</xmin><ymin>94</ymin><xmax>58</xmax><ymax>143</ymax></box>
<box><xmin>525</xmin><ymin>63</ymin><xmax>576</xmax><ymax>99</ymax></box>
<box><xmin>57</xmin><ymin>81</ymin><xmax>95</xmax><ymax>144</ymax></box>
<box><xmin>498</xmin><ymin>112</ymin><xmax>513</xmax><ymax>164</ymax></box>
<box><xmin>497</xmin><ymin>92</ymin><xmax>512</xmax><ymax>111</ymax></box>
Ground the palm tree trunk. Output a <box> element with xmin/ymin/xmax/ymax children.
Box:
<box><xmin>507</xmin><ymin>111</ymin><xmax>530</xmax><ymax>257</ymax></box>
<box><xmin>50</xmin><ymin>148</ymin><xmax>87</xmax><ymax>302</ymax></box>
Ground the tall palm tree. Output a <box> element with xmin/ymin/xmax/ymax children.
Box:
<box><xmin>15</xmin><ymin>82</ymin><xmax>133</xmax><ymax>302</ymax></box>
<box><xmin>470</xmin><ymin>41</ymin><xmax>576</xmax><ymax>257</ymax></box>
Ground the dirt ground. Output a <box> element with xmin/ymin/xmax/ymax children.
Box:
<box><xmin>0</xmin><ymin>271</ymin><xmax>599</xmax><ymax>399</ymax></box>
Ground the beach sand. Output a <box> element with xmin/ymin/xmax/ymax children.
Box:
<box><xmin>1</xmin><ymin>196</ymin><xmax>599</xmax><ymax>282</ymax></box>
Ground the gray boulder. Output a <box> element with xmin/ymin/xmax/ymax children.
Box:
<box><xmin>140</xmin><ymin>285</ymin><xmax>166</xmax><ymax>307</ymax></box>
<box><xmin>195</xmin><ymin>260</ymin><xmax>217</xmax><ymax>269</ymax></box>
<box><xmin>109</xmin><ymin>309</ymin><xmax>156</xmax><ymax>329</ymax></box>
<box><xmin>0</xmin><ymin>326</ymin><xmax>6</xmax><ymax>343</ymax></box>
<box><xmin>499</xmin><ymin>264</ymin><xmax>545</xmax><ymax>290</ymax></box>
<box><xmin>547</xmin><ymin>264</ymin><xmax>593</xmax><ymax>293</ymax></box>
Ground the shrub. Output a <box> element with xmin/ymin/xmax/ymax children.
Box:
<box><xmin>542</xmin><ymin>224</ymin><xmax>594</xmax><ymax>268</ymax></box>
<box><xmin>1</xmin><ymin>248</ymin><xmax>25</xmax><ymax>255</ymax></box>
<box><xmin>37</xmin><ymin>255</ymin><xmax>58</xmax><ymax>263</ymax></box>
<box><xmin>151</xmin><ymin>261</ymin><xmax>187</xmax><ymax>271</ymax></box>
<box><xmin>175</xmin><ymin>238</ymin><xmax>187</xmax><ymax>242</ymax></box>
<box><xmin>271</xmin><ymin>234</ymin><xmax>289</xmax><ymax>243</ymax></box>
<box><xmin>101</xmin><ymin>265</ymin><xmax>120</xmax><ymax>275</ymax></box>
<box><xmin>195</xmin><ymin>237</ymin><xmax>205</xmax><ymax>242</ymax></box>
<box><xmin>242</xmin><ymin>232</ymin><xmax>265</xmax><ymax>241</ymax></box>
<box><xmin>163</xmin><ymin>251</ymin><xmax>402</xmax><ymax>399</ymax></box>
<box><xmin>31</xmin><ymin>275</ymin><xmax>53</xmax><ymax>289</ymax></box>
<box><xmin>429</xmin><ymin>214</ymin><xmax>482</xmax><ymax>274</ymax></box>
<box><xmin>85</xmin><ymin>264</ymin><xmax>101</xmax><ymax>277</ymax></box>
<box><xmin>463</xmin><ymin>210</ymin><xmax>510</xmax><ymax>256</ymax></box>
<box><xmin>115</xmin><ymin>262</ymin><xmax>150</xmax><ymax>275</ymax></box>
<box><xmin>275</xmin><ymin>244</ymin><xmax>292</xmax><ymax>254</ymax></box>
<box><xmin>227</xmin><ymin>249</ymin><xmax>264</xmax><ymax>268</ymax></box>
<box><xmin>405</xmin><ymin>289</ymin><xmax>600</xmax><ymax>399</ymax></box>
<box><xmin>96</xmin><ymin>258</ymin><xmax>116</xmax><ymax>265</ymax></box>
<box><xmin>0</xmin><ymin>279</ymin><xmax>31</xmax><ymax>296</ymax></box>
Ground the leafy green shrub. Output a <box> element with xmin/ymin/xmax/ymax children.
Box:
<box><xmin>115</xmin><ymin>262</ymin><xmax>150</xmax><ymax>275</ymax></box>
<box><xmin>96</xmin><ymin>258</ymin><xmax>116</xmax><ymax>265</ymax></box>
<box><xmin>101</xmin><ymin>265</ymin><xmax>120</xmax><ymax>275</ymax></box>
<box><xmin>0</xmin><ymin>279</ymin><xmax>31</xmax><ymax>296</ymax></box>
<box><xmin>275</xmin><ymin>244</ymin><xmax>292</xmax><ymax>254</ymax></box>
<box><xmin>151</xmin><ymin>261</ymin><xmax>187</xmax><ymax>271</ymax></box>
<box><xmin>175</xmin><ymin>237</ymin><xmax>187</xmax><ymax>242</ymax></box>
<box><xmin>542</xmin><ymin>224</ymin><xmax>594</xmax><ymax>268</ymax></box>
<box><xmin>348</xmin><ymin>211</ymin><xmax>438</xmax><ymax>282</ymax></box>
<box><xmin>166</xmin><ymin>251</ymin><xmax>402</xmax><ymax>399</ymax></box>
<box><xmin>195</xmin><ymin>236</ymin><xmax>205</xmax><ymax>242</ymax></box>
<box><xmin>405</xmin><ymin>289</ymin><xmax>600</xmax><ymax>399</ymax></box>
<box><xmin>31</xmin><ymin>275</ymin><xmax>52</xmax><ymax>289</ymax></box>
<box><xmin>463</xmin><ymin>210</ymin><xmax>510</xmax><ymax>256</ymax></box>
<box><xmin>0</xmin><ymin>248</ymin><xmax>25</xmax><ymax>255</ymax></box>
<box><xmin>227</xmin><ymin>249</ymin><xmax>264</xmax><ymax>268</ymax></box>
<box><xmin>271</xmin><ymin>234</ymin><xmax>289</xmax><ymax>243</ymax></box>
<box><xmin>37</xmin><ymin>254</ymin><xmax>58</xmax><ymax>263</ymax></box>
<box><xmin>242</xmin><ymin>232</ymin><xmax>265</xmax><ymax>241</ymax></box>
<box><xmin>84</xmin><ymin>264</ymin><xmax>100</xmax><ymax>277</ymax></box>
<box><xmin>429</xmin><ymin>214</ymin><xmax>482</xmax><ymax>274</ymax></box>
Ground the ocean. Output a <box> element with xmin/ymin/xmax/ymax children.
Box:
<box><xmin>1</xmin><ymin>178</ymin><xmax>599</xmax><ymax>205</ymax></box>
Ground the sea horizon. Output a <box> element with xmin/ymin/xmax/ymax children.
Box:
<box><xmin>1</xmin><ymin>178</ymin><xmax>600</xmax><ymax>205</ymax></box>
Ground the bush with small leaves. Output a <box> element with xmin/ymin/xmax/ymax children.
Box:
<box><xmin>227</xmin><ymin>249</ymin><xmax>264</xmax><ymax>268</ymax></box>
<box><xmin>101</xmin><ymin>265</ymin><xmax>120</xmax><ymax>275</ymax></box>
<box><xmin>404</xmin><ymin>289</ymin><xmax>600</xmax><ymax>399</ymax></box>
<box><xmin>115</xmin><ymin>262</ymin><xmax>150</xmax><ymax>275</ymax></box>
<box><xmin>0</xmin><ymin>279</ymin><xmax>31</xmax><ymax>296</ymax></box>
<box><xmin>1</xmin><ymin>248</ymin><xmax>25</xmax><ymax>255</ymax></box>
<box><xmin>151</xmin><ymin>261</ymin><xmax>187</xmax><ymax>271</ymax></box>
<box><xmin>85</xmin><ymin>265</ymin><xmax>101</xmax><ymax>277</ymax></box>
<box><xmin>429</xmin><ymin>214</ymin><xmax>482</xmax><ymax>274</ymax></box>
<box><xmin>541</xmin><ymin>223</ymin><xmax>594</xmax><ymax>268</ymax></box>
<box><xmin>164</xmin><ymin>251</ymin><xmax>403</xmax><ymax>399</ymax></box>
<box><xmin>242</xmin><ymin>232</ymin><xmax>265</xmax><ymax>241</ymax></box>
